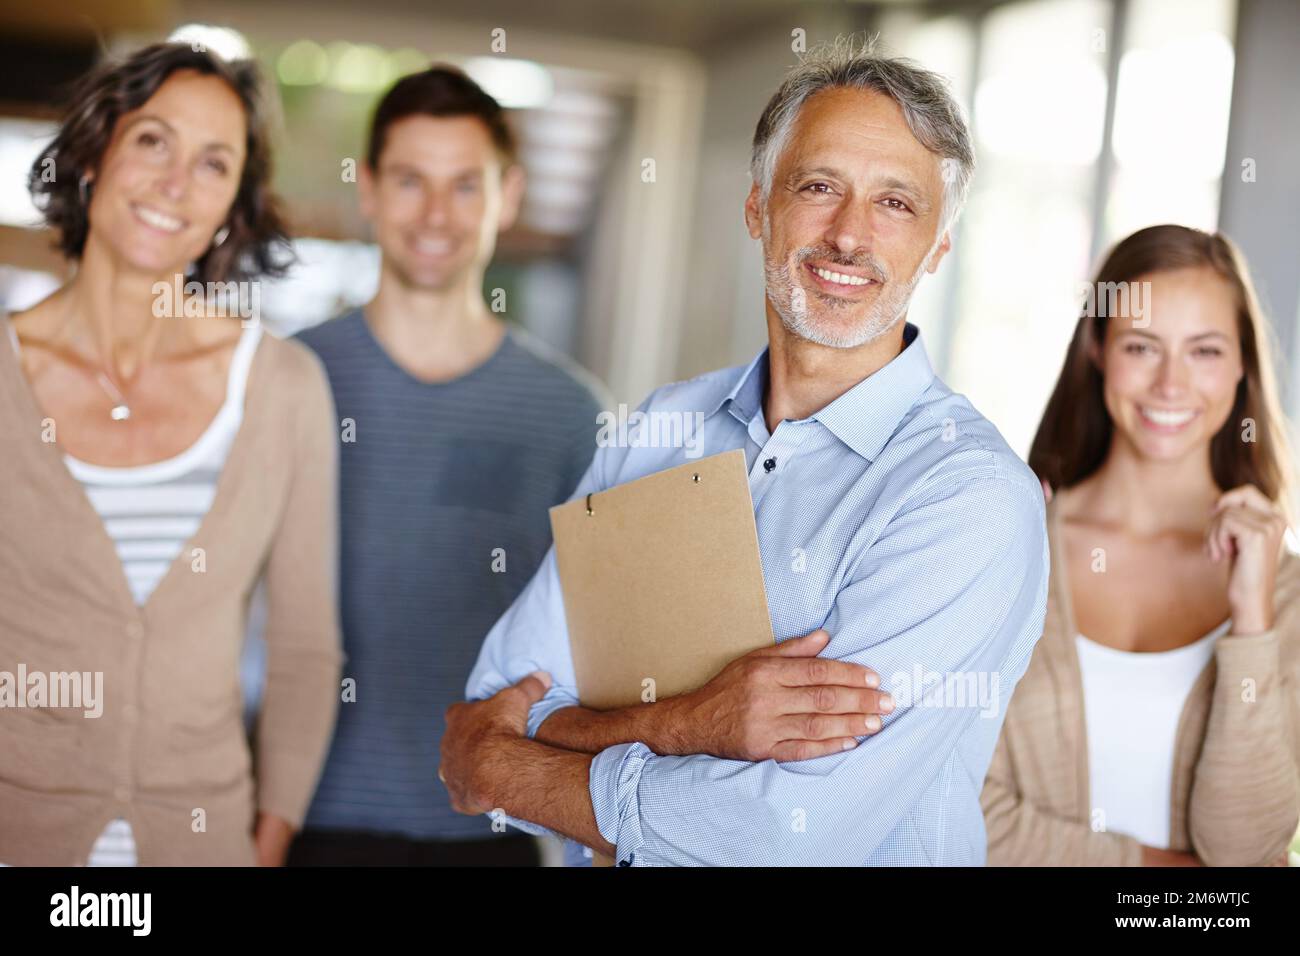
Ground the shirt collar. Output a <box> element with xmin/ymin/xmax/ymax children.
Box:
<box><xmin>710</xmin><ymin>322</ymin><xmax>936</xmax><ymax>462</ymax></box>
<box><xmin>708</xmin><ymin>348</ymin><xmax>768</xmax><ymax>423</ymax></box>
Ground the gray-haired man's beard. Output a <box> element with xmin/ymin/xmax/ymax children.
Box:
<box><xmin>764</xmin><ymin>242</ymin><xmax>930</xmax><ymax>349</ymax></box>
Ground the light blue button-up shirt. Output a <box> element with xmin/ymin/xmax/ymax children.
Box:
<box><xmin>466</xmin><ymin>322</ymin><xmax>1049</xmax><ymax>865</ymax></box>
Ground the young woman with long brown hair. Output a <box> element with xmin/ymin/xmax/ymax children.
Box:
<box><xmin>982</xmin><ymin>224</ymin><xmax>1299</xmax><ymax>866</ymax></box>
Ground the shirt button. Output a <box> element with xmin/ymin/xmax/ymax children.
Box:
<box><xmin>763</xmin><ymin>457</ymin><xmax>777</xmax><ymax>473</ymax></box>
<box><xmin>617</xmin><ymin>855</ymin><xmax>634</xmax><ymax>866</ymax></box>
<box><xmin>126</xmin><ymin>622</ymin><xmax>144</xmax><ymax>640</ymax></box>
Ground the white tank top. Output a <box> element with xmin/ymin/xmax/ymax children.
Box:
<box><xmin>1076</xmin><ymin>618</ymin><xmax>1230</xmax><ymax>849</ymax></box>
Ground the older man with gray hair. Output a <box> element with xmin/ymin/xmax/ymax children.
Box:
<box><xmin>439</xmin><ymin>36</ymin><xmax>1048</xmax><ymax>866</ymax></box>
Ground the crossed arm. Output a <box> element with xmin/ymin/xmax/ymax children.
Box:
<box><xmin>441</xmin><ymin>473</ymin><xmax>1048</xmax><ymax>865</ymax></box>
<box><xmin>440</xmin><ymin>630</ymin><xmax>886</xmax><ymax>856</ymax></box>
<box><xmin>440</xmin><ymin>692</ymin><xmax>616</xmax><ymax>854</ymax></box>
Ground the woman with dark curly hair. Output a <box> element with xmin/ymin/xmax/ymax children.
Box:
<box><xmin>0</xmin><ymin>43</ymin><xmax>342</xmax><ymax>866</ymax></box>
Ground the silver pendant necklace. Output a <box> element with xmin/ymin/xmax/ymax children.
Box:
<box><xmin>95</xmin><ymin>372</ymin><xmax>131</xmax><ymax>421</ymax></box>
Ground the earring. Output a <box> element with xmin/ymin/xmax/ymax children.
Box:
<box><xmin>78</xmin><ymin>175</ymin><xmax>90</xmax><ymax>204</ymax></box>
<box><xmin>212</xmin><ymin>226</ymin><xmax>230</xmax><ymax>247</ymax></box>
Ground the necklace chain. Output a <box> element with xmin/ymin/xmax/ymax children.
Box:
<box><xmin>52</xmin><ymin>297</ymin><xmax>159</xmax><ymax>423</ymax></box>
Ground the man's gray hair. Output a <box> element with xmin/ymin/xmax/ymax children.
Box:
<box><xmin>751</xmin><ymin>35</ymin><xmax>975</xmax><ymax>233</ymax></box>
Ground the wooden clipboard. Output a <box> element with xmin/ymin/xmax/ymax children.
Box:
<box><xmin>549</xmin><ymin>449</ymin><xmax>775</xmax><ymax>864</ymax></box>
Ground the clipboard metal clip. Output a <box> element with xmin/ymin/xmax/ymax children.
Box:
<box><xmin>588</xmin><ymin>471</ymin><xmax>700</xmax><ymax>516</ymax></box>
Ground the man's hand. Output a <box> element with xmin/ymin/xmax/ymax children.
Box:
<box><xmin>253</xmin><ymin>812</ymin><xmax>296</xmax><ymax>867</ymax></box>
<box><xmin>439</xmin><ymin>670</ymin><xmax>553</xmax><ymax>815</ymax></box>
<box><xmin>659</xmin><ymin>629</ymin><xmax>890</xmax><ymax>762</ymax></box>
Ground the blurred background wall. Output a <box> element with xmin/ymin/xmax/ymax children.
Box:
<box><xmin>1</xmin><ymin>0</ymin><xmax>1297</xmax><ymax>461</ymax></box>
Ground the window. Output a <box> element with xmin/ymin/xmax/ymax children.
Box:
<box><xmin>880</xmin><ymin>0</ymin><xmax>1238</xmax><ymax>459</ymax></box>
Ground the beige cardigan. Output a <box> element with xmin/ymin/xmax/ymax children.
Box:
<box><xmin>0</xmin><ymin>318</ymin><xmax>343</xmax><ymax>865</ymax></box>
<box><xmin>981</xmin><ymin>486</ymin><xmax>1300</xmax><ymax>865</ymax></box>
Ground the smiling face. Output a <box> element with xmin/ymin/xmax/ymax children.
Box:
<box><xmin>86</xmin><ymin>69</ymin><xmax>246</xmax><ymax>276</ymax></box>
<box><xmin>745</xmin><ymin>86</ymin><xmax>951</xmax><ymax>349</ymax></box>
<box><xmin>360</xmin><ymin>114</ymin><xmax>523</xmax><ymax>292</ymax></box>
<box><xmin>1097</xmin><ymin>266</ymin><xmax>1245</xmax><ymax>465</ymax></box>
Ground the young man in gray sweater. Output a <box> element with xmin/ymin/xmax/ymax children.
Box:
<box><xmin>293</xmin><ymin>67</ymin><xmax>602</xmax><ymax>866</ymax></box>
